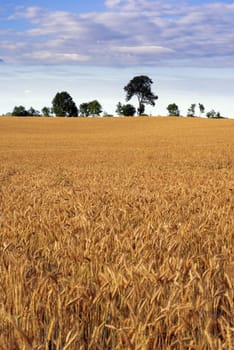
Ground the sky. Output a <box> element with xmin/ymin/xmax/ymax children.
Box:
<box><xmin>0</xmin><ymin>0</ymin><xmax>234</xmax><ymax>117</ymax></box>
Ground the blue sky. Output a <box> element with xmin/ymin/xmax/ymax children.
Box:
<box><xmin>0</xmin><ymin>0</ymin><xmax>234</xmax><ymax>117</ymax></box>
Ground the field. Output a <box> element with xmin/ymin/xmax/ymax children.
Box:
<box><xmin>0</xmin><ymin>116</ymin><xmax>233</xmax><ymax>349</ymax></box>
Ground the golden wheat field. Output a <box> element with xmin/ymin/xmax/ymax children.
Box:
<box><xmin>0</xmin><ymin>116</ymin><xmax>233</xmax><ymax>349</ymax></box>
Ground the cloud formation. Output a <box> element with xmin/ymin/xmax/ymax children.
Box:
<box><xmin>1</xmin><ymin>1</ymin><xmax>234</xmax><ymax>66</ymax></box>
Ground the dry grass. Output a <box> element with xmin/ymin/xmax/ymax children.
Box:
<box><xmin>0</xmin><ymin>116</ymin><xmax>233</xmax><ymax>349</ymax></box>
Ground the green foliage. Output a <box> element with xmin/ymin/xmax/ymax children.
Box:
<box><xmin>206</xmin><ymin>109</ymin><xmax>224</xmax><ymax>119</ymax></box>
<box><xmin>124</xmin><ymin>75</ymin><xmax>158</xmax><ymax>115</ymax></box>
<box><xmin>12</xmin><ymin>105</ymin><xmax>29</xmax><ymax>116</ymax></box>
<box><xmin>167</xmin><ymin>103</ymin><xmax>180</xmax><ymax>116</ymax></box>
<box><xmin>116</xmin><ymin>102</ymin><xmax>123</xmax><ymax>116</ymax></box>
<box><xmin>187</xmin><ymin>104</ymin><xmax>196</xmax><ymax>117</ymax></box>
<box><xmin>198</xmin><ymin>103</ymin><xmax>205</xmax><ymax>116</ymax></box>
<box><xmin>88</xmin><ymin>100</ymin><xmax>102</xmax><ymax>116</ymax></box>
<box><xmin>79</xmin><ymin>100</ymin><xmax>102</xmax><ymax>117</ymax></box>
<box><xmin>27</xmin><ymin>107</ymin><xmax>40</xmax><ymax>116</ymax></box>
<box><xmin>116</xmin><ymin>102</ymin><xmax>136</xmax><ymax>116</ymax></box>
<box><xmin>41</xmin><ymin>107</ymin><xmax>52</xmax><ymax>117</ymax></box>
<box><xmin>79</xmin><ymin>103</ymin><xmax>90</xmax><ymax>117</ymax></box>
<box><xmin>122</xmin><ymin>104</ymin><xmax>136</xmax><ymax>116</ymax></box>
<box><xmin>52</xmin><ymin>91</ymin><xmax>78</xmax><ymax>117</ymax></box>
<box><xmin>12</xmin><ymin>106</ymin><xmax>40</xmax><ymax>117</ymax></box>
<box><xmin>138</xmin><ymin>103</ymin><xmax>145</xmax><ymax>116</ymax></box>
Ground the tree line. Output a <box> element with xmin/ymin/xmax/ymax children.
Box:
<box><xmin>6</xmin><ymin>75</ymin><xmax>223</xmax><ymax>118</ymax></box>
<box><xmin>167</xmin><ymin>103</ymin><xmax>223</xmax><ymax>119</ymax></box>
<box><xmin>11</xmin><ymin>96</ymin><xmax>103</xmax><ymax>118</ymax></box>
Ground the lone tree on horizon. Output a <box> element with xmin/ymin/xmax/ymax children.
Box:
<box><xmin>124</xmin><ymin>75</ymin><xmax>158</xmax><ymax>115</ymax></box>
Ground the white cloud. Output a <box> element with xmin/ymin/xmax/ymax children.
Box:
<box><xmin>114</xmin><ymin>45</ymin><xmax>174</xmax><ymax>54</ymax></box>
<box><xmin>105</xmin><ymin>0</ymin><xmax>123</xmax><ymax>8</ymax></box>
<box><xmin>23</xmin><ymin>52</ymin><xmax>90</xmax><ymax>63</ymax></box>
<box><xmin>1</xmin><ymin>1</ymin><xmax>234</xmax><ymax>67</ymax></box>
<box><xmin>8</xmin><ymin>6</ymin><xmax>44</xmax><ymax>21</ymax></box>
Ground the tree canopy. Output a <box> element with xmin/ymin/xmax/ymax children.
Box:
<box><xmin>167</xmin><ymin>103</ymin><xmax>180</xmax><ymax>116</ymax></box>
<box><xmin>52</xmin><ymin>91</ymin><xmax>78</xmax><ymax>117</ymax></box>
<box><xmin>12</xmin><ymin>106</ymin><xmax>40</xmax><ymax>117</ymax></box>
<box><xmin>116</xmin><ymin>102</ymin><xmax>136</xmax><ymax>116</ymax></box>
<box><xmin>12</xmin><ymin>105</ymin><xmax>29</xmax><ymax>116</ymax></box>
<box><xmin>187</xmin><ymin>104</ymin><xmax>196</xmax><ymax>117</ymax></box>
<box><xmin>124</xmin><ymin>75</ymin><xmax>158</xmax><ymax>115</ymax></box>
<box><xmin>198</xmin><ymin>103</ymin><xmax>205</xmax><ymax>117</ymax></box>
<box><xmin>88</xmin><ymin>100</ymin><xmax>102</xmax><ymax>116</ymax></box>
<box><xmin>206</xmin><ymin>110</ymin><xmax>223</xmax><ymax>119</ymax></box>
<box><xmin>79</xmin><ymin>100</ymin><xmax>102</xmax><ymax>117</ymax></box>
<box><xmin>79</xmin><ymin>103</ymin><xmax>90</xmax><ymax>117</ymax></box>
<box><xmin>41</xmin><ymin>107</ymin><xmax>52</xmax><ymax>117</ymax></box>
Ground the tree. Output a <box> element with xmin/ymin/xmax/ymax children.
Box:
<box><xmin>206</xmin><ymin>110</ymin><xmax>216</xmax><ymax>118</ymax></box>
<box><xmin>79</xmin><ymin>103</ymin><xmax>90</xmax><ymax>117</ymax></box>
<box><xmin>123</xmin><ymin>104</ymin><xmax>136</xmax><ymax>116</ymax></box>
<box><xmin>12</xmin><ymin>105</ymin><xmax>29</xmax><ymax>116</ymax></box>
<box><xmin>116</xmin><ymin>102</ymin><xmax>136</xmax><ymax>116</ymax></box>
<box><xmin>79</xmin><ymin>100</ymin><xmax>102</xmax><ymax>117</ymax></box>
<box><xmin>198</xmin><ymin>103</ymin><xmax>205</xmax><ymax>117</ymax></box>
<box><xmin>52</xmin><ymin>91</ymin><xmax>78</xmax><ymax>117</ymax></box>
<box><xmin>116</xmin><ymin>102</ymin><xmax>123</xmax><ymax>116</ymax></box>
<box><xmin>167</xmin><ymin>103</ymin><xmax>180</xmax><ymax>116</ymax></box>
<box><xmin>138</xmin><ymin>103</ymin><xmax>145</xmax><ymax>115</ymax></box>
<box><xmin>206</xmin><ymin>109</ymin><xmax>223</xmax><ymax>119</ymax></box>
<box><xmin>88</xmin><ymin>100</ymin><xmax>102</xmax><ymax>116</ymax></box>
<box><xmin>41</xmin><ymin>106</ymin><xmax>52</xmax><ymax>117</ymax></box>
<box><xmin>187</xmin><ymin>103</ymin><xmax>196</xmax><ymax>117</ymax></box>
<box><xmin>124</xmin><ymin>75</ymin><xmax>158</xmax><ymax>115</ymax></box>
<box><xmin>216</xmin><ymin>112</ymin><xmax>224</xmax><ymax>118</ymax></box>
<box><xmin>27</xmin><ymin>107</ymin><xmax>40</xmax><ymax>116</ymax></box>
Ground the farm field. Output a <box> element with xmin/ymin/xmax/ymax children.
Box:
<box><xmin>0</xmin><ymin>116</ymin><xmax>233</xmax><ymax>349</ymax></box>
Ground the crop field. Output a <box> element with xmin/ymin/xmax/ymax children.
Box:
<box><xmin>0</xmin><ymin>116</ymin><xmax>233</xmax><ymax>349</ymax></box>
